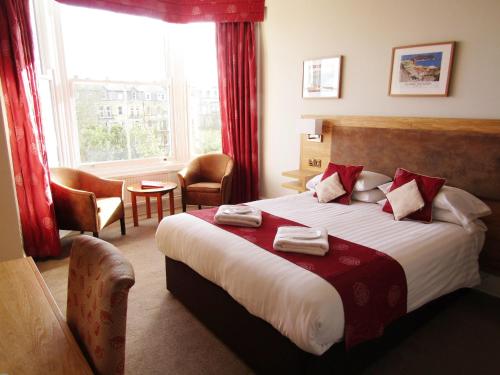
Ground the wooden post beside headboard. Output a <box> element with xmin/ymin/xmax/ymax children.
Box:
<box><xmin>300</xmin><ymin>115</ymin><xmax>500</xmax><ymax>275</ymax></box>
<box><xmin>299</xmin><ymin>122</ymin><xmax>332</xmax><ymax>173</ymax></box>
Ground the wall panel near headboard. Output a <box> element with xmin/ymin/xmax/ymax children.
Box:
<box><xmin>300</xmin><ymin>115</ymin><xmax>500</xmax><ymax>275</ymax></box>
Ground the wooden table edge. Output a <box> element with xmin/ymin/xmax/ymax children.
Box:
<box><xmin>126</xmin><ymin>183</ymin><xmax>177</xmax><ymax>194</ymax></box>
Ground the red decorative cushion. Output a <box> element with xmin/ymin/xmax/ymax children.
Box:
<box><xmin>383</xmin><ymin>168</ymin><xmax>446</xmax><ymax>222</ymax></box>
<box><xmin>314</xmin><ymin>162</ymin><xmax>363</xmax><ymax>204</ymax></box>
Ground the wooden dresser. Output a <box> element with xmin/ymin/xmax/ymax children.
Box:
<box><xmin>0</xmin><ymin>257</ymin><xmax>92</xmax><ymax>374</ymax></box>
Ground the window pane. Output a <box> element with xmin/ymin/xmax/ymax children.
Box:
<box><xmin>38</xmin><ymin>78</ymin><xmax>60</xmax><ymax>167</ymax></box>
<box><xmin>74</xmin><ymin>82</ymin><xmax>172</xmax><ymax>163</ymax></box>
<box><xmin>60</xmin><ymin>6</ymin><xmax>168</xmax><ymax>82</ymax></box>
<box><xmin>60</xmin><ymin>5</ymin><xmax>172</xmax><ymax>163</ymax></box>
<box><xmin>53</xmin><ymin>5</ymin><xmax>221</xmax><ymax>165</ymax></box>
<box><xmin>187</xmin><ymin>84</ymin><xmax>221</xmax><ymax>155</ymax></box>
<box><xmin>182</xmin><ymin>23</ymin><xmax>221</xmax><ymax>155</ymax></box>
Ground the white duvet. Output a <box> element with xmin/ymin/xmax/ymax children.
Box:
<box><xmin>155</xmin><ymin>192</ymin><xmax>484</xmax><ymax>355</ymax></box>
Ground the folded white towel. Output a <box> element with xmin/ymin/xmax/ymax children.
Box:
<box><xmin>214</xmin><ymin>205</ymin><xmax>262</xmax><ymax>227</ymax></box>
<box><xmin>273</xmin><ymin>226</ymin><xmax>329</xmax><ymax>256</ymax></box>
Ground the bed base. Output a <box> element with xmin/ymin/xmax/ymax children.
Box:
<box><xmin>165</xmin><ymin>256</ymin><xmax>458</xmax><ymax>374</ymax></box>
<box><xmin>165</xmin><ymin>256</ymin><xmax>327</xmax><ymax>374</ymax></box>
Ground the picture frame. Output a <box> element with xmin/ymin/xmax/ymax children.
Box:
<box><xmin>302</xmin><ymin>56</ymin><xmax>342</xmax><ymax>99</ymax></box>
<box><xmin>389</xmin><ymin>41</ymin><xmax>455</xmax><ymax>96</ymax></box>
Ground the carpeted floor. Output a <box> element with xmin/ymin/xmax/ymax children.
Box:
<box><xmin>36</xmin><ymin>216</ymin><xmax>500</xmax><ymax>375</ymax></box>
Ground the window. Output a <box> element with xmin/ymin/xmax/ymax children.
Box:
<box><xmin>183</xmin><ymin>24</ymin><xmax>221</xmax><ymax>155</ymax></box>
<box><xmin>33</xmin><ymin>0</ymin><xmax>220</xmax><ymax>172</ymax></box>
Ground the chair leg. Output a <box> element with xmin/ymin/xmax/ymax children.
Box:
<box><xmin>80</xmin><ymin>231</ymin><xmax>84</xmax><ymax>234</ymax></box>
<box><xmin>182</xmin><ymin>203</ymin><xmax>186</xmax><ymax>212</ymax></box>
<box><xmin>198</xmin><ymin>205</ymin><xmax>202</xmax><ymax>210</ymax></box>
<box><xmin>93</xmin><ymin>232</ymin><xmax>99</xmax><ymax>238</ymax></box>
<box><xmin>120</xmin><ymin>217</ymin><xmax>126</xmax><ymax>235</ymax></box>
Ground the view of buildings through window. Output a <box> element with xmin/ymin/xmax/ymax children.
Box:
<box><xmin>187</xmin><ymin>85</ymin><xmax>221</xmax><ymax>155</ymax></box>
<box><xmin>74</xmin><ymin>82</ymin><xmax>171</xmax><ymax>163</ymax></box>
<box><xmin>55</xmin><ymin>4</ymin><xmax>220</xmax><ymax>165</ymax></box>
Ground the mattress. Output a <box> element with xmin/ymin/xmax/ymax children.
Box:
<box><xmin>156</xmin><ymin>192</ymin><xmax>485</xmax><ymax>355</ymax></box>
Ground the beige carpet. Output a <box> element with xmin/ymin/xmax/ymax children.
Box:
<box><xmin>36</xmin><ymin>213</ymin><xmax>500</xmax><ymax>374</ymax></box>
<box><xmin>36</xmin><ymin>215</ymin><xmax>252</xmax><ymax>375</ymax></box>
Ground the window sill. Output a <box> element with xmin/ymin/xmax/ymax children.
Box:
<box><xmin>79</xmin><ymin>160</ymin><xmax>186</xmax><ymax>179</ymax></box>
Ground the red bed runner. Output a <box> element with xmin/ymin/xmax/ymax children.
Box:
<box><xmin>188</xmin><ymin>207</ymin><xmax>407</xmax><ymax>349</ymax></box>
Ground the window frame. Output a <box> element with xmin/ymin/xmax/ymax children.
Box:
<box><xmin>32</xmin><ymin>0</ymin><xmax>220</xmax><ymax>177</ymax></box>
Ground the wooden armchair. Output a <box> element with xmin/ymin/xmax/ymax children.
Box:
<box><xmin>50</xmin><ymin>168</ymin><xmax>125</xmax><ymax>237</ymax></box>
<box><xmin>177</xmin><ymin>153</ymin><xmax>234</xmax><ymax>211</ymax></box>
<box><xmin>67</xmin><ymin>235</ymin><xmax>135</xmax><ymax>375</ymax></box>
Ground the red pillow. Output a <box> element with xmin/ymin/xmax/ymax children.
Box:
<box><xmin>383</xmin><ymin>168</ymin><xmax>446</xmax><ymax>222</ymax></box>
<box><xmin>314</xmin><ymin>162</ymin><xmax>363</xmax><ymax>204</ymax></box>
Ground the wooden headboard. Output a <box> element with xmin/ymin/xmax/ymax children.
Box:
<box><xmin>300</xmin><ymin>116</ymin><xmax>500</xmax><ymax>275</ymax></box>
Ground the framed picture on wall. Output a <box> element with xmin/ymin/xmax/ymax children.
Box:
<box><xmin>302</xmin><ymin>56</ymin><xmax>342</xmax><ymax>99</ymax></box>
<box><xmin>389</xmin><ymin>41</ymin><xmax>455</xmax><ymax>96</ymax></box>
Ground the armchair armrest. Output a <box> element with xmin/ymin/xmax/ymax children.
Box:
<box><xmin>220</xmin><ymin>159</ymin><xmax>234</xmax><ymax>204</ymax></box>
<box><xmin>177</xmin><ymin>167</ymin><xmax>199</xmax><ymax>188</ymax></box>
<box><xmin>50</xmin><ymin>181</ymin><xmax>99</xmax><ymax>232</ymax></box>
<box><xmin>80</xmin><ymin>171</ymin><xmax>124</xmax><ymax>199</ymax></box>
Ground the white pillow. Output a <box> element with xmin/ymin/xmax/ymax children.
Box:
<box><xmin>433</xmin><ymin>207</ymin><xmax>465</xmax><ymax>226</ymax></box>
<box><xmin>315</xmin><ymin>172</ymin><xmax>346</xmax><ymax>203</ymax></box>
<box><xmin>386</xmin><ymin>179</ymin><xmax>425</xmax><ymax>221</ymax></box>
<box><xmin>380</xmin><ymin>183</ymin><xmax>491</xmax><ymax>224</ymax></box>
<box><xmin>351</xmin><ymin>188</ymin><xmax>386</xmax><ymax>203</ymax></box>
<box><xmin>433</xmin><ymin>186</ymin><xmax>491</xmax><ymax>226</ymax></box>
<box><xmin>433</xmin><ymin>207</ymin><xmax>487</xmax><ymax>233</ymax></box>
<box><xmin>377</xmin><ymin>198</ymin><xmax>487</xmax><ymax>233</ymax></box>
<box><xmin>354</xmin><ymin>171</ymin><xmax>392</xmax><ymax>192</ymax></box>
<box><xmin>306</xmin><ymin>173</ymin><xmax>323</xmax><ymax>191</ymax></box>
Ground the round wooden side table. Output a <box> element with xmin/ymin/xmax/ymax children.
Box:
<box><xmin>127</xmin><ymin>182</ymin><xmax>177</xmax><ymax>226</ymax></box>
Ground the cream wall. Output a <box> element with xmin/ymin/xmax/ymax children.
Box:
<box><xmin>260</xmin><ymin>0</ymin><xmax>500</xmax><ymax>198</ymax></box>
<box><xmin>0</xmin><ymin>87</ymin><xmax>24</xmax><ymax>261</ymax></box>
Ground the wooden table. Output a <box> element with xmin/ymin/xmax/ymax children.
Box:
<box><xmin>127</xmin><ymin>182</ymin><xmax>177</xmax><ymax>226</ymax></box>
<box><xmin>0</xmin><ymin>257</ymin><xmax>93</xmax><ymax>374</ymax></box>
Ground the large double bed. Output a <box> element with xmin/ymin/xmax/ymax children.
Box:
<box><xmin>156</xmin><ymin>117</ymin><xmax>500</xmax><ymax>374</ymax></box>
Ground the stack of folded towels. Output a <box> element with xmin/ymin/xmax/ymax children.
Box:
<box><xmin>273</xmin><ymin>226</ymin><xmax>329</xmax><ymax>256</ymax></box>
<box><xmin>214</xmin><ymin>205</ymin><xmax>262</xmax><ymax>227</ymax></box>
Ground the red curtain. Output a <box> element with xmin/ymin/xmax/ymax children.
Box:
<box><xmin>55</xmin><ymin>0</ymin><xmax>265</xmax><ymax>23</ymax></box>
<box><xmin>216</xmin><ymin>22</ymin><xmax>259</xmax><ymax>203</ymax></box>
<box><xmin>0</xmin><ymin>0</ymin><xmax>62</xmax><ymax>257</ymax></box>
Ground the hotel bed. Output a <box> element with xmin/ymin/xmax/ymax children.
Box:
<box><xmin>155</xmin><ymin>118</ymin><xmax>500</xmax><ymax>373</ymax></box>
<box><xmin>157</xmin><ymin>192</ymin><xmax>484</xmax><ymax>354</ymax></box>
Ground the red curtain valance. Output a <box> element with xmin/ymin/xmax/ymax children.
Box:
<box><xmin>55</xmin><ymin>0</ymin><xmax>265</xmax><ymax>23</ymax></box>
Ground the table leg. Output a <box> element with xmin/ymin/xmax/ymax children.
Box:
<box><xmin>157</xmin><ymin>193</ymin><xmax>163</xmax><ymax>222</ymax></box>
<box><xmin>131</xmin><ymin>193</ymin><xmax>138</xmax><ymax>227</ymax></box>
<box><xmin>169</xmin><ymin>190</ymin><xmax>175</xmax><ymax>215</ymax></box>
<box><xmin>146</xmin><ymin>196</ymin><xmax>151</xmax><ymax>218</ymax></box>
